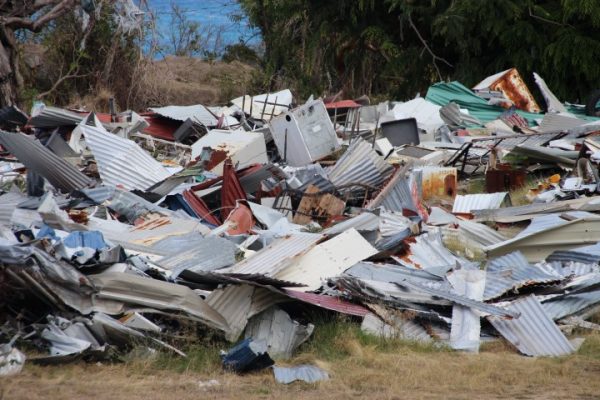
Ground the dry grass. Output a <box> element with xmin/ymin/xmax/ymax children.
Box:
<box><xmin>3</xmin><ymin>318</ymin><xmax>600</xmax><ymax>399</ymax></box>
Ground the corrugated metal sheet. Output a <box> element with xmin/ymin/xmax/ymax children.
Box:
<box><xmin>414</xmin><ymin>166</ymin><xmax>457</xmax><ymax>199</ymax></box>
<box><xmin>149</xmin><ymin>104</ymin><xmax>218</xmax><ymax>127</ymax></box>
<box><xmin>28</xmin><ymin>106</ymin><xmax>85</xmax><ymax>127</ymax></box>
<box><xmin>483</xmin><ymin>251</ymin><xmax>562</xmax><ymax>300</ymax></box>
<box><xmin>327</xmin><ymin>138</ymin><xmax>394</xmax><ymax>192</ymax></box>
<box><xmin>282</xmin><ymin>289</ymin><xmax>369</xmax><ymax>316</ymax></box>
<box><xmin>323</xmin><ymin>212</ymin><xmax>380</xmax><ymax>235</ymax></box>
<box><xmin>368</xmin><ymin>165</ymin><xmax>417</xmax><ymax>213</ymax></box>
<box><xmin>205</xmin><ymin>284</ymin><xmax>285</xmax><ymax>341</ymax></box>
<box><xmin>452</xmin><ymin>192</ymin><xmax>508</xmax><ymax>214</ymax></box>
<box><xmin>0</xmin><ymin>132</ymin><xmax>92</xmax><ymax>192</ymax></box>
<box><xmin>80</xmin><ymin>120</ymin><xmax>172</xmax><ymax>191</ymax></box>
<box><xmin>221</xmin><ymin>159</ymin><xmax>247</xmax><ymax>219</ymax></box>
<box><xmin>537</xmin><ymin>113</ymin><xmax>586</xmax><ymax>134</ymax></box>
<box><xmin>533</xmin><ymin>73</ymin><xmax>567</xmax><ymax>113</ymax></box>
<box><xmin>396</xmin><ymin>278</ymin><xmax>517</xmax><ymax>317</ymax></box>
<box><xmin>488</xmin><ymin>295</ymin><xmax>575</xmax><ymax>356</ymax></box>
<box><xmin>0</xmin><ymin>191</ymin><xmax>24</xmax><ymax>225</ymax></box>
<box><xmin>441</xmin><ymin>219</ymin><xmax>506</xmax><ymax>260</ymax></box>
<box><xmin>541</xmin><ymin>291</ymin><xmax>600</xmax><ymax>321</ymax></box>
<box><xmin>485</xmin><ymin>215</ymin><xmax>600</xmax><ymax>261</ymax></box>
<box><xmin>473</xmin><ymin>68</ymin><xmax>541</xmax><ymax>113</ymax></box>
<box><xmin>361</xmin><ymin>312</ymin><xmax>432</xmax><ymax>342</ymax></box>
<box><xmin>156</xmin><ymin>236</ymin><xmax>237</xmax><ymax>274</ymax></box>
<box><xmin>272</xmin><ymin>365</ymin><xmax>329</xmax><ymax>384</ymax></box>
<box><xmin>345</xmin><ymin>261</ymin><xmax>444</xmax><ymax>285</ymax></box>
<box><xmin>379</xmin><ymin>209</ymin><xmax>413</xmax><ymax>237</ymax></box>
<box><xmin>448</xmin><ymin>269</ymin><xmax>485</xmax><ymax>352</ymax></box>
<box><xmin>275</xmin><ymin>228</ymin><xmax>378</xmax><ymax>291</ymax></box>
<box><xmin>546</xmin><ymin>242</ymin><xmax>600</xmax><ymax>264</ymax></box>
<box><xmin>223</xmin><ymin>233</ymin><xmax>323</xmax><ymax>275</ymax></box>
<box><xmin>472</xmin><ymin>197</ymin><xmax>600</xmax><ymax>222</ymax></box>
<box><xmin>244</xmin><ymin>307</ymin><xmax>313</xmax><ymax>358</ymax></box>
<box><xmin>398</xmin><ymin>231</ymin><xmax>466</xmax><ymax>271</ymax></box>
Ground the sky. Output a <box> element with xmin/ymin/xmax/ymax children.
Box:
<box><xmin>144</xmin><ymin>0</ymin><xmax>259</xmax><ymax>54</ymax></box>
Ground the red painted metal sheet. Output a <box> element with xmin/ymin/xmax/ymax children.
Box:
<box><xmin>225</xmin><ymin>203</ymin><xmax>254</xmax><ymax>235</ymax></box>
<box><xmin>325</xmin><ymin>100</ymin><xmax>361</xmax><ymax>109</ymax></box>
<box><xmin>221</xmin><ymin>158</ymin><xmax>247</xmax><ymax>219</ymax></box>
<box><xmin>182</xmin><ymin>189</ymin><xmax>221</xmax><ymax>226</ymax></box>
<box><xmin>283</xmin><ymin>289</ymin><xmax>369</xmax><ymax>317</ymax></box>
<box><xmin>141</xmin><ymin>114</ymin><xmax>177</xmax><ymax>141</ymax></box>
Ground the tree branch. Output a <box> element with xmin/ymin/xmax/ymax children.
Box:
<box><xmin>406</xmin><ymin>13</ymin><xmax>453</xmax><ymax>81</ymax></box>
<box><xmin>1</xmin><ymin>0</ymin><xmax>77</xmax><ymax>32</ymax></box>
<box><xmin>36</xmin><ymin>71</ymin><xmax>90</xmax><ymax>99</ymax></box>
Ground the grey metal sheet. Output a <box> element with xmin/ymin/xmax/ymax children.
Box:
<box><xmin>398</xmin><ymin>231</ymin><xmax>466</xmax><ymax>271</ymax></box>
<box><xmin>223</xmin><ymin>233</ymin><xmax>323</xmax><ymax>276</ymax></box>
<box><xmin>327</xmin><ymin>138</ymin><xmax>394</xmax><ymax>192</ymax></box>
<box><xmin>546</xmin><ymin>242</ymin><xmax>600</xmax><ymax>264</ymax></box>
<box><xmin>28</xmin><ymin>106</ymin><xmax>85</xmax><ymax>127</ymax></box>
<box><xmin>0</xmin><ymin>131</ymin><xmax>92</xmax><ymax>192</ymax></box>
<box><xmin>345</xmin><ymin>261</ymin><xmax>443</xmax><ymax>285</ymax></box>
<box><xmin>368</xmin><ymin>165</ymin><xmax>417</xmax><ymax>213</ymax></box>
<box><xmin>324</xmin><ymin>212</ymin><xmax>380</xmax><ymax>235</ymax></box>
<box><xmin>541</xmin><ymin>290</ymin><xmax>600</xmax><ymax>320</ymax></box>
<box><xmin>205</xmin><ymin>284</ymin><xmax>285</xmax><ymax>341</ymax></box>
<box><xmin>452</xmin><ymin>192</ymin><xmax>507</xmax><ymax>214</ymax></box>
<box><xmin>156</xmin><ymin>236</ymin><xmax>237</xmax><ymax>274</ymax></box>
<box><xmin>484</xmin><ymin>251</ymin><xmax>562</xmax><ymax>300</ymax></box>
<box><xmin>149</xmin><ymin>105</ymin><xmax>218</xmax><ymax>127</ymax></box>
<box><xmin>244</xmin><ymin>307</ymin><xmax>313</xmax><ymax>358</ymax></box>
<box><xmin>488</xmin><ymin>295</ymin><xmax>575</xmax><ymax>356</ymax></box>
<box><xmin>0</xmin><ymin>192</ymin><xmax>24</xmax><ymax>226</ymax></box>
<box><xmin>361</xmin><ymin>312</ymin><xmax>432</xmax><ymax>342</ymax></box>
<box><xmin>272</xmin><ymin>365</ymin><xmax>329</xmax><ymax>384</ymax></box>
<box><xmin>537</xmin><ymin>113</ymin><xmax>587</xmax><ymax>133</ymax></box>
<box><xmin>81</xmin><ymin>122</ymin><xmax>173</xmax><ymax>191</ymax></box>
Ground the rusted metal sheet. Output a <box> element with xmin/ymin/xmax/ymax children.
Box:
<box><xmin>486</xmin><ymin>164</ymin><xmax>526</xmax><ymax>193</ymax></box>
<box><xmin>182</xmin><ymin>189</ymin><xmax>221</xmax><ymax>226</ymax></box>
<box><xmin>416</xmin><ymin>166</ymin><xmax>457</xmax><ymax>199</ymax></box>
<box><xmin>474</xmin><ymin>68</ymin><xmax>541</xmax><ymax>113</ymax></box>
<box><xmin>221</xmin><ymin>158</ymin><xmax>247</xmax><ymax>219</ymax></box>
<box><xmin>282</xmin><ymin>289</ymin><xmax>369</xmax><ymax>317</ymax></box>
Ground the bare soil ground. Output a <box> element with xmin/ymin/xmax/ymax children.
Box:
<box><xmin>3</xmin><ymin>333</ymin><xmax>600</xmax><ymax>400</ymax></box>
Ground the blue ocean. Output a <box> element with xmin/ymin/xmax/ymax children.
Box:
<box><xmin>145</xmin><ymin>0</ymin><xmax>259</xmax><ymax>52</ymax></box>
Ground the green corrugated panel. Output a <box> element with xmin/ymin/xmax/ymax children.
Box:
<box><xmin>425</xmin><ymin>81</ymin><xmax>542</xmax><ymax>125</ymax></box>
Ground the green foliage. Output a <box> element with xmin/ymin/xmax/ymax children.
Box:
<box><xmin>222</xmin><ymin>43</ymin><xmax>260</xmax><ymax>65</ymax></box>
<box><xmin>239</xmin><ymin>0</ymin><xmax>600</xmax><ymax>102</ymax></box>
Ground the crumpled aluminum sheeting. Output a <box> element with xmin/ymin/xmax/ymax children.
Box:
<box><xmin>327</xmin><ymin>138</ymin><xmax>394</xmax><ymax>193</ymax></box>
<box><xmin>0</xmin><ymin>131</ymin><xmax>92</xmax><ymax>192</ymax></box>
<box><xmin>0</xmin><ymin>343</ymin><xmax>25</xmax><ymax>376</ymax></box>
<box><xmin>361</xmin><ymin>312</ymin><xmax>432</xmax><ymax>342</ymax></box>
<box><xmin>484</xmin><ymin>251</ymin><xmax>562</xmax><ymax>300</ymax></box>
<box><xmin>396</xmin><ymin>278</ymin><xmax>517</xmax><ymax>318</ymax></box>
<box><xmin>367</xmin><ymin>165</ymin><xmax>418</xmax><ymax>214</ymax></box>
<box><xmin>156</xmin><ymin>236</ymin><xmax>237</xmax><ymax>276</ymax></box>
<box><xmin>245</xmin><ymin>307</ymin><xmax>314</xmax><ymax>359</ymax></box>
<box><xmin>397</xmin><ymin>230</ymin><xmax>467</xmax><ymax>273</ymax></box>
<box><xmin>488</xmin><ymin>295</ymin><xmax>575</xmax><ymax>357</ymax></box>
<box><xmin>89</xmin><ymin>270</ymin><xmax>229</xmax><ymax>332</ymax></box>
<box><xmin>546</xmin><ymin>242</ymin><xmax>600</xmax><ymax>264</ymax></box>
<box><xmin>273</xmin><ymin>364</ymin><xmax>329</xmax><ymax>384</ymax></box>
<box><xmin>540</xmin><ymin>291</ymin><xmax>600</xmax><ymax>321</ymax></box>
<box><xmin>205</xmin><ymin>284</ymin><xmax>287</xmax><ymax>341</ymax></box>
<box><xmin>452</xmin><ymin>192</ymin><xmax>508</xmax><ymax>214</ymax></box>
<box><xmin>80</xmin><ymin>117</ymin><xmax>173</xmax><ymax>191</ymax></box>
<box><xmin>0</xmin><ymin>191</ymin><xmax>25</xmax><ymax>226</ymax></box>
<box><xmin>222</xmin><ymin>233</ymin><xmax>323</xmax><ymax>276</ymax></box>
<box><xmin>447</xmin><ymin>269</ymin><xmax>485</xmax><ymax>353</ymax></box>
<box><xmin>323</xmin><ymin>212</ymin><xmax>380</xmax><ymax>235</ymax></box>
<box><xmin>345</xmin><ymin>261</ymin><xmax>443</xmax><ymax>285</ymax></box>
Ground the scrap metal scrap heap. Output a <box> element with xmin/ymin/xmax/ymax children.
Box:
<box><xmin>3</xmin><ymin>71</ymin><xmax>600</xmax><ymax>376</ymax></box>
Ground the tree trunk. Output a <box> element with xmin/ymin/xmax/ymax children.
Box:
<box><xmin>0</xmin><ymin>27</ymin><xmax>21</xmax><ymax>107</ymax></box>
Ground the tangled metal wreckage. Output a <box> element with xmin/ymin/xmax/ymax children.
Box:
<box><xmin>3</xmin><ymin>68</ymin><xmax>600</xmax><ymax>380</ymax></box>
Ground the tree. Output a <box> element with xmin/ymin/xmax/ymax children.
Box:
<box><xmin>0</xmin><ymin>1</ymin><xmax>82</xmax><ymax>107</ymax></box>
<box><xmin>238</xmin><ymin>0</ymin><xmax>600</xmax><ymax>102</ymax></box>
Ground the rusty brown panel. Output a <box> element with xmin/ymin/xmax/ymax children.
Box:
<box><xmin>491</xmin><ymin>68</ymin><xmax>541</xmax><ymax>113</ymax></box>
<box><xmin>486</xmin><ymin>164</ymin><xmax>526</xmax><ymax>193</ymax></box>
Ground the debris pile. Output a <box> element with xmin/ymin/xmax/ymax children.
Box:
<box><xmin>2</xmin><ymin>70</ymin><xmax>600</xmax><ymax>377</ymax></box>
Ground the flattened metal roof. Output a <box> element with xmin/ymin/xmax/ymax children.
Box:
<box><xmin>327</xmin><ymin>138</ymin><xmax>394</xmax><ymax>192</ymax></box>
<box><xmin>223</xmin><ymin>233</ymin><xmax>323</xmax><ymax>275</ymax></box>
<box><xmin>483</xmin><ymin>251</ymin><xmax>562</xmax><ymax>300</ymax></box>
<box><xmin>0</xmin><ymin>131</ymin><xmax>92</xmax><ymax>192</ymax></box>
<box><xmin>488</xmin><ymin>295</ymin><xmax>575</xmax><ymax>357</ymax></box>
<box><xmin>452</xmin><ymin>192</ymin><xmax>508</xmax><ymax>214</ymax></box>
<box><xmin>282</xmin><ymin>289</ymin><xmax>369</xmax><ymax>316</ymax></box>
<box><xmin>80</xmin><ymin>119</ymin><xmax>173</xmax><ymax>191</ymax></box>
<box><xmin>149</xmin><ymin>104</ymin><xmax>218</xmax><ymax>127</ymax></box>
